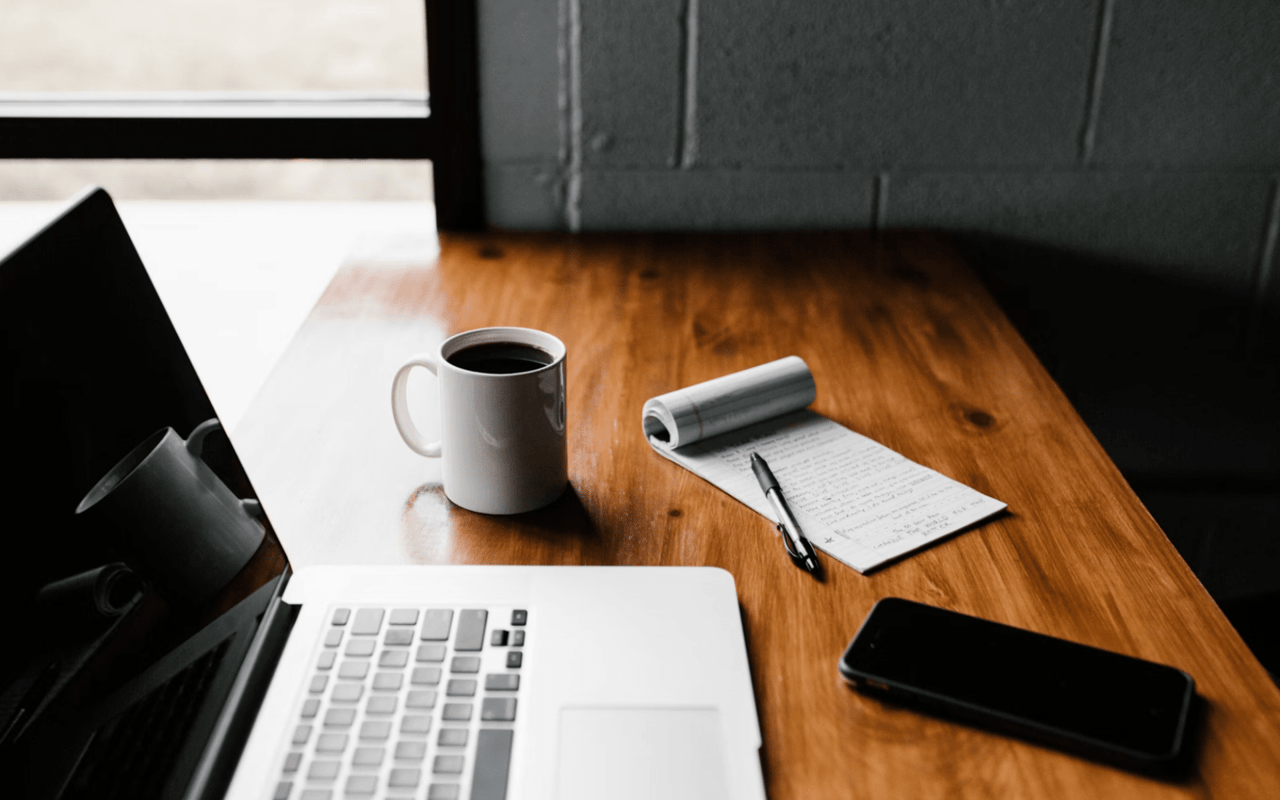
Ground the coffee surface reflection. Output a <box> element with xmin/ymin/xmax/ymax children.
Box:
<box><xmin>446</xmin><ymin>341</ymin><xmax>554</xmax><ymax>375</ymax></box>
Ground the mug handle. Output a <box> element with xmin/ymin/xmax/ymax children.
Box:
<box><xmin>391</xmin><ymin>354</ymin><xmax>443</xmax><ymax>457</ymax></box>
<box><xmin>185</xmin><ymin>418</ymin><xmax>222</xmax><ymax>457</ymax></box>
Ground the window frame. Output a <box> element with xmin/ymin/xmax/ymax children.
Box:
<box><xmin>0</xmin><ymin>0</ymin><xmax>483</xmax><ymax>229</ymax></box>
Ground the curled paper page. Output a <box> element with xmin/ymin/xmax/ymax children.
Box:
<box><xmin>642</xmin><ymin>356</ymin><xmax>816</xmax><ymax>450</ymax></box>
<box><xmin>642</xmin><ymin>357</ymin><xmax>1006</xmax><ymax>574</ymax></box>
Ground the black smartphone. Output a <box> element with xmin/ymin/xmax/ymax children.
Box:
<box><xmin>839</xmin><ymin>597</ymin><xmax>1196</xmax><ymax>772</ymax></box>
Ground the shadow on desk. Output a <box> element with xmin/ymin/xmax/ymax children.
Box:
<box><xmin>958</xmin><ymin>235</ymin><xmax>1280</xmax><ymax>678</ymax></box>
<box><xmin>839</xmin><ymin>676</ymin><xmax>1207</xmax><ymax>783</ymax></box>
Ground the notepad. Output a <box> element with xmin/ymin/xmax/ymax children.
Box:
<box><xmin>642</xmin><ymin>357</ymin><xmax>1007</xmax><ymax>573</ymax></box>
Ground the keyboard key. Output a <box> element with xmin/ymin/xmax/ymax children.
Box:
<box><xmin>438</xmin><ymin>728</ymin><xmax>468</xmax><ymax>747</ymax></box>
<box><xmin>407</xmin><ymin>689</ymin><xmax>438</xmax><ymax>709</ymax></box>
<box><xmin>389</xmin><ymin>608</ymin><xmax>420</xmax><ymax>625</ymax></box>
<box><xmin>283</xmin><ymin>752</ymin><xmax>302</xmax><ymax>773</ymax></box>
<box><xmin>447</xmin><ymin>679</ymin><xmax>476</xmax><ymax>697</ymax></box>
<box><xmin>490</xmin><ymin>630</ymin><xmax>509</xmax><ymax>647</ymax></box>
<box><xmin>373</xmin><ymin>672</ymin><xmax>404</xmax><ymax>691</ymax></box>
<box><xmin>316</xmin><ymin>733</ymin><xmax>349</xmax><ymax>753</ymax></box>
<box><xmin>455</xmin><ymin>610</ymin><xmax>488</xmax><ymax>651</ymax></box>
<box><xmin>485</xmin><ymin>674</ymin><xmax>519</xmax><ymax>691</ymax></box>
<box><xmin>309</xmin><ymin>675</ymin><xmax>328</xmax><ymax>694</ymax></box>
<box><xmin>481</xmin><ymin>697</ymin><xmax>517</xmax><ymax>722</ymax></box>
<box><xmin>307</xmin><ymin>760</ymin><xmax>340</xmax><ymax>780</ymax></box>
<box><xmin>316</xmin><ymin>651</ymin><xmax>337</xmax><ymax>670</ymax></box>
<box><xmin>300</xmin><ymin>790</ymin><xmax>331</xmax><ymax>800</ymax></box>
<box><xmin>401</xmin><ymin>714</ymin><xmax>432</xmax><ymax>734</ymax></box>
<box><xmin>434</xmin><ymin>755</ymin><xmax>465</xmax><ymax>774</ymax></box>
<box><xmin>396</xmin><ymin>740</ymin><xmax>428</xmax><ymax>760</ymax></box>
<box><xmin>367</xmin><ymin>695</ymin><xmax>397</xmax><ymax>715</ymax></box>
<box><xmin>417</xmin><ymin>643</ymin><xmax>447</xmax><ymax>662</ymax></box>
<box><xmin>339</xmin><ymin>661</ymin><xmax>370</xmax><ymax>680</ymax></box>
<box><xmin>352</xmin><ymin>608</ymin><xmax>385</xmax><ymax>636</ymax></box>
<box><xmin>451</xmin><ymin>656</ymin><xmax>481</xmax><ymax>674</ymax></box>
<box><xmin>345</xmin><ymin>775</ymin><xmax>377</xmax><ymax>795</ymax></box>
<box><xmin>428</xmin><ymin>785</ymin><xmax>460</xmax><ymax>800</ymax></box>
<box><xmin>506</xmin><ymin>651</ymin><xmax>522</xmax><ymax>669</ymax></box>
<box><xmin>332</xmin><ymin>608</ymin><xmax>351</xmax><ymax>626</ymax></box>
<box><xmin>379</xmin><ymin>650</ymin><xmax>410</xmax><ymax>668</ymax></box>
<box><xmin>301</xmin><ymin>698</ymin><xmax>321</xmax><ymax>718</ymax></box>
<box><xmin>389</xmin><ymin>768</ymin><xmax>422</xmax><ymax>788</ymax></box>
<box><xmin>274</xmin><ymin>782</ymin><xmax>292</xmax><ymax>800</ymax></box>
<box><xmin>360</xmin><ymin>720</ymin><xmax>392</xmax><ymax>740</ymax></box>
<box><xmin>324</xmin><ymin>629</ymin><xmax>343</xmax><ymax>647</ymax></box>
<box><xmin>352</xmin><ymin>746</ymin><xmax>385</xmax><ymax>767</ymax></box>
<box><xmin>332</xmin><ymin>683</ymin><xmax>363</xmax><ymax>703</ymax></box>
<box><xmin>324</xmin><ymin>708</ymin><xmax>356</xmax><ymax>727</ymax></box>
<box><xmin>385</xmin><ymin>629</ymin><xmax>414</xmax><ymax>646</ymax></box>
<box><xmin>511</xmin><ymin>630</ymin><xmax>525</xmax><ymax>647</ymax></box>
<box><xmin>510</xmin><ymin>610</ymin><xmax>527</xmax><ymax>626</ymax></box>
<box><xmin>421</xmin><ymin>609</ymin><xmax>454</xmax><ymax>640</ymax></box>
<box><xmin>412</xmin><ymin>666</ymin><xmax>442</xmax><ymax>685</ymax></box>
<box><xmin>292</xmin><ymin>725</ymin><xmax>312</xmax><ymax>745</ymax></box>
<box><xmin>472</xmin><ymin>729</ymin><xmax>514</xmax><ymax>800</ymax></box>
<box><xmin>442</xmin><ymin>703</ymin><xmax>472</xmax><ymax>721</ymax></box>
<box><xmin>345</xmin><ymin>639</ymin><xmax>376</xmax><ymax>657</ymax></box>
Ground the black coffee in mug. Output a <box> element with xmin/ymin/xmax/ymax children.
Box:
<box><xmin>447</xmin><ymin>341</ymin><xmax>555</xmax><ymax>374</ymax></box>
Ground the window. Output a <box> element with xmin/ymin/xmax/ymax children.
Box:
<box><xmin>0</xmin><ymin>0</ymin><xmax>482</xmax><ymax>226</ymax></box>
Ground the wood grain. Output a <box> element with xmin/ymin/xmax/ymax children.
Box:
<box><xmin>236</xmin><ymin>230</ymin><xmax>1280</xmax><ymax>798</ymax></box>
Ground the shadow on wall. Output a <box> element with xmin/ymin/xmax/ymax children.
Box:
<box><xmin>957</xmin><ymin>235</ymin><xmax>1279</xmax><ymax>676</ymax></box>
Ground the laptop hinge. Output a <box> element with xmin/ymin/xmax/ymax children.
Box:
<box><xmin>184</xmin><ymin>567</ymin><xmax>299</xmax><ymax>800</ymax></box>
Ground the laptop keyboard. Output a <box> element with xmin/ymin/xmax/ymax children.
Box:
<box><xmin>274</xmin><ymin>606</ymin><xmax>526</xmax><ymax>800</ymax></box>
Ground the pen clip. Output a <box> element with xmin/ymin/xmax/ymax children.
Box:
<box><xmin>776</xmin><ymin>522</ymin><xmax>801</xmax><ymax>559</ymax></box>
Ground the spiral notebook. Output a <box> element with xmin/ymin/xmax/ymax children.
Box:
<box><xmin>642</xmin><ymin>357</ymin><xmax>1007</xmax><ymax>573</ymax></box>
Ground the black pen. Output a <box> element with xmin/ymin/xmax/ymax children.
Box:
<box><xmin>749</xmin><ymin>452</ymin><xmax>820</xmax><ymax>574</ymax></box>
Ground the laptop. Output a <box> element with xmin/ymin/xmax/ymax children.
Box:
<box><xmin>0</xmin><ymin>188</ymin><xmax>765</xmax><ymax>800</ymax></box>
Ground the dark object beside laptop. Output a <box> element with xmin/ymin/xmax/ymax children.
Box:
<box><xmin>840</xmin><ymin>597</ymin><xmax>1197</xmax><ymax>775</ymax></box>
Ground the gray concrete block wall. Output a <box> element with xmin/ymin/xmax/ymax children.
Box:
<box><xmin>695</xmin><ymin>0</ymin><xmax>1096</xmax><ymax>168</ymax></box>
<box><xmin>475</xmin><ymin>0</ymin><xmax>1279</xmax><ymax>314</ymax></box>
<box><xmin>1094</xmin><ymin>1</ymin><xmax>1280</xmax><ymax>166</ymax></box>
<box><xmin>477</xmin><ymin>0</ymin><xmax>562</xmax><ymax>164</ymax></box>
<box><xmin>578</xmin><ymin>0</ymin><xmax>685</xmax><ymax>169</ymax></box>
<box><xmin>578</xmin><ymin>169</ymin><xmax>875</xmax><ymax>229</ymax></box>
<box><xmin>883</xmin><ymin>171</ymin><xmax>1273</xmax><ymax>296</ymax></box>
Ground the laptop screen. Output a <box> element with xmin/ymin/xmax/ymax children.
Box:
<box><xmin>0</xmin><ymin>189</ymin><xmax>288</xmax><ymax>770</ymax></box>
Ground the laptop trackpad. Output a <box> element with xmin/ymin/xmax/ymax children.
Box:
<box><xmin>556</xmin><ymin>707</ymin><xmax>730</xmax><ymax>800</ymax></box>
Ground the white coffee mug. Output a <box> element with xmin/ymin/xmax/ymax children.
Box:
<box><xmin>391</xmin><ymin>327</ymin><xmax>568</xmax><ymax>514</ymax></box>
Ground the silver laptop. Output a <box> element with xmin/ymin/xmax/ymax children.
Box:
<box><xmin>0</xmin><ymin>188</ymin><xmax>765</xmax><ymax>800</ymax></box>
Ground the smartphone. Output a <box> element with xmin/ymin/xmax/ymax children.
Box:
<box><xmin>839</xmin><ymin>597</ymin><xmax>1196</xmax><ymax>772</ymax></box>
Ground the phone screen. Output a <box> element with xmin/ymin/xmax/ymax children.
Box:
<box><xmin>839</xmin><ymin>598</ymin><xmax>1195</xmax><ymax>766</ymax></box>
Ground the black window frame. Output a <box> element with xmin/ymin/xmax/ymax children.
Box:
<box><xmin>0</xmin><ymin>0</ymin><xmax>482</xmax><ymax>230</ymax></box>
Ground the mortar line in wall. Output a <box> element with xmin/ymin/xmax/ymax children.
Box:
<box><xmin>1245</xmin><ymin>178</ymin><xmax>1280</xmax><ymax>360</ymax></box>
<box><xmin>1078</xmin><ymin>0</ymin><xmax>1114</xmax><ymax>163</ymax></box>
<box><xmin>871</xmin><ymin>173</ymin><xmax>889</xmax><ymax>232</ymax></box>
<box><xmin>568</xmin><ymin>164</ymin><xmax>1275</xmax><ymax>177</ymax></box>
<box><xmin>565</xmin><ymin>0</ymin><xmax>583</xmax><ymax>231</ymax></box>
<box><xmin>556</xmin><ymin>0</ymin><xmax>570</xmax><ymax>168</ymax></box>
<box><xmin>675</xmin><ymin>0</ymin><xmax>699</xmax><ymax>168</ymax></box>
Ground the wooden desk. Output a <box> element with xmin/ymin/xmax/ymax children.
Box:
<box><xmin>236</xmin><ymin>231</ymin><xmax>1280</xmax><ymax>798</ymax></box>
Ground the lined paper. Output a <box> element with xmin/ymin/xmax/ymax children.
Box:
<box><xmin>644</xmin><ymin>360</ymin><xmax>1006</xmax><ymax>573</ymax></box>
